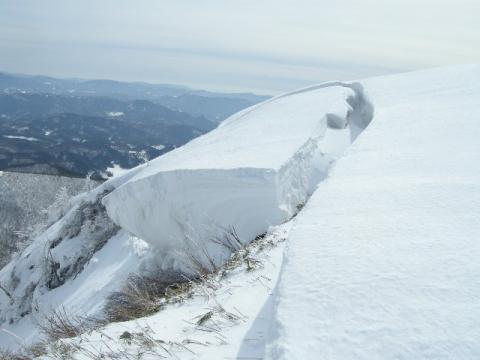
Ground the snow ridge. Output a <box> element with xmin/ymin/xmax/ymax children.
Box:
<box><xmin>276</xmin><ymin>82</ymin><xmax>373</xmax><ymax>215</ymax></box>
<box><xmin>0</xmin><ymin>79</ymin><xmax>374</xmax><ymax>351</ymax></box>
<box><xmin>103</xmin><ymin>82</ymin><xmax>374</xmax><ymax>274</ymax></box>
<box><xmin>2</xmin><ymin>65</ymin><xmax>477</xmax><ymax>358</ymax></box>
<box><xmin>264</xmin><ymin>64</ymin><xmax>480</xmax><ymax>360</ymax></box>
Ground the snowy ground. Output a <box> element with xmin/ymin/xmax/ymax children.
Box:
<box><xmin>265</xmin><ymin>65</ymin><xmax>480</xmax><ymax>359</ymax></box>
<box><xmin>31</xmin><ymin>224</ymin><xmax>290</xmax><ymax>359</ymax></box>
<box><xmin>0</xmin><ymin>168</ymin><xmax>149</xmax><ymax>350</ymax></box>
<box><xmin>1</xmin><ymin>65</ymin><xmax>479</xmax><ymax>359</ymax></box>
<box><xmin>105</xmin><ymin>163</ymin><xmax>130</xmax><ymax>178</ymax></box>
<box><xmin>103</xmin><ymin>81</ymin><xmax>372</xmax><ymax>274</ymax></box>
<box><xmin>0</xmin><ymin>172</ymin><xmax>98</xmax><ymax>268</ymax></box>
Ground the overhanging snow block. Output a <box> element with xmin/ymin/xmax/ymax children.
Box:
<box><xmin>103</xmin><ymin>83</ymin><xmax>372</xmax><ymax>268</ymax></box>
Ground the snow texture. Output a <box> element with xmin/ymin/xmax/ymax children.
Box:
<box><xmin>0</xmin><ymin>167</ymin><xmax>150</xmax><ymax>349</ymax></box>
<box><xmin>265</xmin><ymin>65</ymin><xmax>480</xmax><ymax>359</ymax></box>
<box><xmin>2</xmin><ymin>65</ymin><xmax>479</xmax><ymax>359</ymax></box>
<box><xmin>35</xmin><ymin>224</ymin><xmax>291</xmax><ymax>360</ymax></box>
<box><xmin>103</xmin><ymin>82</ymin><xmax>373</xmax><ymax>272</ymax></box>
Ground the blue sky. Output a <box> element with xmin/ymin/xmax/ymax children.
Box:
<box><xmin>1</xmin><ymin>0</ymin><xmax>479</xmax><ymax>94</ymax></box>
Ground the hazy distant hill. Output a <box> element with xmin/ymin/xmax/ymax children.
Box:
<box><xmin>0</xmin><ymin>72</ymin><xmax>269</xmax><ymax>122</ymax></box>
<box><xmin>0</xmin><ymin>73</ymin><xmax>268</xmax><ymax>178</ymax></box>
<box><xmin>0</xmin><ymin>93</ymin><xmax>215</xmax><ymax>178</ymax></box>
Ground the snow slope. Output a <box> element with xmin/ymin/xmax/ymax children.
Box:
<box><xmin>2</xmin><ymin>65</ymin><xmax>478</xmax><ymax>358</ymax></box>
<box><xmin>0</xmin><ymin>79</ymin><xmax>372</xmax><ymax>350</ymax></box>
<box><xmin>0</xmin><ymin>168</ymin><xmax>151</xmax><ymax>349</ymax></box>
<box><xmin>35</xmin><ymin>224</ymin><xmax>291</xmax><ymax>360</ymax></box>
<box><xmin>103</xmin><ymin>82</ymin><xmax>372</xmax><ymax>272</ymax></box>
<box><xmin>265</xmin><ymin>65</ymin><xmax>480</xmax><ymax>359</ymax></box>
<box><xmin>0</xmin><ymin>172</ymin><xmax>98</xmax><ymax>268</ymax></box>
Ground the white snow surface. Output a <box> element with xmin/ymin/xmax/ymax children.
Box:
<box><xmin>265</xmin><ymin>65</ymin><xmax>480</xmax><ymax>359</ymax></box>
<box><xmin>106</xmin><ymin>111</ymin><xmax>124</xmax><ymax>117</ymax></box>
<box><xmin>106</xmin><ymin>163</ymin><xmax>130</xmax><ymax>178</ymax></box>
<box><xmin>3</xmin><ymin>135</ymin><xmax>39</xmax><ymax>141</ymax></box>
<box><xmin>36</xmin><ymin>224</ymin><xmax>291</xmax><ymax>360</ymax></box>
<box><xmin>0</xmin><ymin>80</ymin><xmax>371</xmax><ymax>349</ymax></box>
<box><xmin>151</xmin><ymin>144</ymin><xmax>166</xmax><ymax>151</ymax></box>
<box><xmin>0</xmin><ymin>166</ymin><xmax>150</xmax><ymax>349</ymax></box>
<box><xmin>1</xmin><ymin>65</ymin><xmax>479</xmax><ymax>358</ymax></box>
<box><xmin>103</xmin><ymin>82</ymin><xmax>372</xmax><ymax>271</ymax></box>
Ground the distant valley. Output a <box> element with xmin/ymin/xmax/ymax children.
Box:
<box><xmin>0</xmin><ymin>72</ymin><xmax>268</xmax><ymax>179</ymax></box>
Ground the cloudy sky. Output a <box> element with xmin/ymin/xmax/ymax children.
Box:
<box><xmin>1</xmin><ymin>0</ymin><xmax>479</xmax><ymax>94</ymax></box>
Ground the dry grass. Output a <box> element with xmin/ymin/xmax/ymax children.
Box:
<box><xmin>0</xmin><ymin>341</ymin><xmax>48</xmax><ymax>360</ymax></box>
<box><xmin>20</xmin><ymin>226</ymin><xmax>284</xmax><ymax>359</ymax></box>
<box><xmin>187</xmin><ymin>226</ymin><xmax>245</xmax><ymax>276</ymax></box>
<box><xmin>211</xmin><ymin>226</ymin><xmax>243</xmax><ymax>252</ymax></box>
<box><xmin>0</xmin><ymin>349</ymin><xmax>30</xmax><ymax>360</ymax></box>
<box><xmin>103</xmin><ymin>227</ymin><xmax>266</xmax><ymax>325</ymax></box>
<box><xmin>48</xmin><ymin>340</ymin><xmax>79</xmax><ymax>360</ymax></box>
<box><xmin>188</xmin><ymin>246</ymin><xmax>219</xmax><ymax>276</ymax></box>
<box><xmin>105</xmin><ymin>274</ymin><xmax>172</xmax><ymax>322</ymax></box>
<box><xmin>38</xmin><ymin>306</ymin><xmax>101</xmax><ymax>342</ymax></box>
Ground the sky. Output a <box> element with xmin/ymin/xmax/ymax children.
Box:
<box><xmin>0</xmin><ymin>0</ymin><xmax>479</xmax><ymax>94</ymax></box>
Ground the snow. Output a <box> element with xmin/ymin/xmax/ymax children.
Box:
<box><xmin>3</xmin><ymin>135</ymin><xmax>39</xmax><ymax>141</ymax></box>
<box><xmin>265</xmin><ymin>65</ymin><xmax>480</xmax><ymax>359</ymax></box>
<box><xmin>103</xmin><ymin>82</ymin><xmax>373</xmax><ymax>273</ymax></box>
<box><xmin>106</xmin><ymin>163</ymin><xmax>130</xmax><ymax>178</ymax></box>
<box><xmin>1</xmin><ymin>65</ymin><xmax>479</xmax><ymax>358</ymax></box>
<box><xmin>37</xmin><ymin>223</ymin><xmax>291</xmax><ymax>360</ymax></box>
<box><xmin>106</xmin><ymin>111</ymin><xmax>124</xmax><ymax>117</ymax></box>
<box><xmin>127</xmin><ymin>149</ymin><xmax>149</xmax><ymax>162</ymax></box>
<box><xmin>0</xmin><ymin>166</ymin><xmax>149</xmax><ymax>350</ymax></box>
<box><xmin>0</xmin><ymin>231</ymin><xmax>149</xmax><ymax>348</ymax></box>
<box><xmin>151</xmin><ymin>144</ymin><xmax>166</xmax><ymax>150</ymax></box>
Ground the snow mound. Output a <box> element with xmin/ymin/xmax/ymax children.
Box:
<box><xmin>0</xmin><ymin>80</ymin><xmax>373</xmax><ymax>350</ymax></box>
<box><xmin>3</xmin><ymin>65</ymin><xmax>477</xmax><ymax>357</ymax></box>
<box><xmin>265</xmin><ymin>65</ymin><xmax>480</xmax><ymax>359</ymax></box>
<box><xmin>103</xmin><ymin>82</ymin><xmax>373</xmax><ymax>271</ymax></box>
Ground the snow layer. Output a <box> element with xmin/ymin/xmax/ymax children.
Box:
<box><xmin>103</xmin><ymin>82</ymin><xmax>373</xmax><ymax>271</ymax></box>
<box><xmin>3</xmin><ymin>65</ymin><xmax>478</xmax><ymax>358</ymax></box>
<box><xmin>0</xmin><ymin>167</ymin><xmax>150</xmax><ymax>349</ymax></box>
<box><xmin>0</xmin><ymin>81</ymin><xmax>372</xmax><ymax>349</ymax></box>
<box><xmin>36</xmin><ymin>224</ymin><xmax>291</xmax><ymax>360</ymax></box>
<box><xmin>0</xmin><ymin>79</ymin><xmax>373</xmax><ymax>350</ymax></box>
<box><xmin>265</xmin><ymin>65</ymin><xmax>480</xmax><ymax>359</ymax></box>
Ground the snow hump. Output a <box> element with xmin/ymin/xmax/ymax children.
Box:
<box><xmin>103</xmin><ymin>82</ymin><xmax>373</xmax><ymax>271</ymax></box>
<box><xmin>264</xmin><ymin>65</ymin><xmax>480</xmax><ymax>360</ymax></box>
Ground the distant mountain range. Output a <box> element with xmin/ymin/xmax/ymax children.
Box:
<box><xmin>0</xmin><ymin>72</ymin><xmax>269</xmax><ymax>179</ymax></box>
<box><xmin>0</xmin><ymin>72</ymin><xmax>269</xmax><ymax>122</ymax></box>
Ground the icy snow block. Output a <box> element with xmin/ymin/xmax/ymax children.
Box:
<box><xmin>103</xmin><ymin>83</ymin><xmax>368</xmax><ymax>257</ymax></box>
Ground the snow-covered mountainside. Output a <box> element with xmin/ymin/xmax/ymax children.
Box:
<box><xmin>0</xmin><ymin>172</ymin><xmax>98</xmax><ymax>268</ymax></box>
<box><xmin>265</xmin><ymin>65</ymin><xmax>480</xmax><ymax>359</ymax></box>
<box><xmin>1</xmin><ymin>65</ymin><xmax>479</xmax><ymax>359</ymax></box>
<box><xmin>102</xmin><ymin>81</ymin><xmax>372</xmax><ymax>272</ymax></box>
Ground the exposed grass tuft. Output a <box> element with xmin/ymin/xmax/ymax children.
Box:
<box><xmin>0</xmin><ymin>341</ymin><xmax>48</xmax><ymax>360</ymax></box>
<box><xmin>0</xmin><ymin>349</ymin><xmax>30</xmax><ymax>360</ymax></box>
<box><xmin>105</xmin><ymin>274</ymin><xmax>170</xmax><ymax>323</ymax></box>
<box><xmin>38</xmin><ymin>306</ymin><xmax>101</xmax><ymax>342</ymax></box>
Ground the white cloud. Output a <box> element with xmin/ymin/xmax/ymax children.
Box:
<box><xmin>0</xmin><ymin>0</ymin><xmax>478</xmax><ymax>93</ymax></box>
